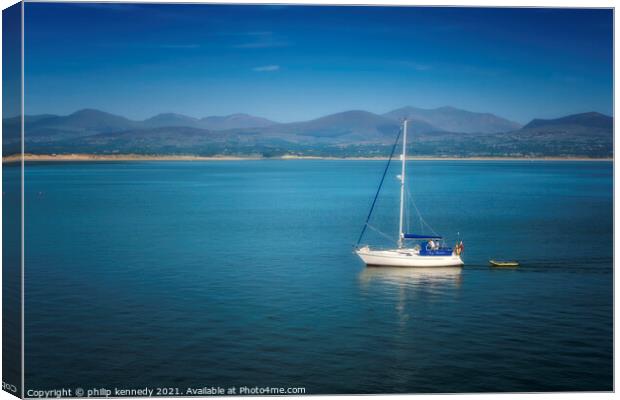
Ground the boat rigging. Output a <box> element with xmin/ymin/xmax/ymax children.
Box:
<box><xmin>355</xmin><ymin>119</ymin><xmax>464</xmax><ymax>268</ymax></box>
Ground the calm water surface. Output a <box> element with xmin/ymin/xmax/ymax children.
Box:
<box><xmin>21</xmin><ymin>160</ymin><xmax>612</xmax><ymax>393</ymax></box>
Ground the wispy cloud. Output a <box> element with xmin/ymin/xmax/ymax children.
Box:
<box><xmin>390</xmin><ymin>60</ymin><xmax>433</xmax><ymax>72</ymax></box>
<box><xmin>214</xmin><ymin>31</ymin><xmax>272</xmax><ymax>37</ymax></box>
<box><xmin>253</xmin><ymin>65</ymin><xmax>280</xmax><ymax>72</ymax></box>
<box><xmin>96</xmin><ymin>42</ymin><xmax>200</xmax><ymax>50</ymax></box>
<box><xmin>233</xmin><ymin>31</ymin><xmax>290</xmax><ymax>49</ymax></box>
<box><xmin>235</xmin><ymin>41</ymin><xmax>290</xmax><ymax>49</ymax></box>
<box><xmin>159</xmin><ymin>44</ymin><xmax>201</xmax><ymax>49</ymax></box>
<box><xmin>401</xmin><ymin>61</ymin><xmax>433</xmax><ymax>71</ymax></box>
<box><xmin>246</xmin><ymin>31</ymin><xmax>274</xmax><ymax>37</ymax></box>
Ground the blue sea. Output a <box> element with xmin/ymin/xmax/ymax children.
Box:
<box><xmin>16</xmin><ymin>160</ymin><xmax>612</xmax><ymax>393</ymax></box>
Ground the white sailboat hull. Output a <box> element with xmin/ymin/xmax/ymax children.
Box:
<box><xmin>356</xmin><ymin>247</ymin><xmax>464</xmax><ymax>268</ymax></box>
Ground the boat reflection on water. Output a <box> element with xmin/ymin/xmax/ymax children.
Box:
<box><xmin>358</xmin><ymin>267</ymin><xmax>463</xmax><ymax>329</ymax></box>
<box><xmin>359</xmin><ymin>266</ymin><xmax>463</xmax><ymax>289</ymax></box>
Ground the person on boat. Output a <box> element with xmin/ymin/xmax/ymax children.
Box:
<box><xmin>428</xmin><ymin>239</ymin><xmax>437</xmax><ymax>251</ymax></box>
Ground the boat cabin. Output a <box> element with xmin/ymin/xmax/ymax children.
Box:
<box><xmin>404</xmin><ymin>234</ymin><xmax>454</xmax><ymax>256</ymax></box>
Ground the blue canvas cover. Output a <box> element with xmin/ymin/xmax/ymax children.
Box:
<box><xmin>404</xmin><ymin>233</ymin><xmax>443</xmax><ymax>240</ymax></box>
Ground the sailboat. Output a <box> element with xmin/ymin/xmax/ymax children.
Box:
<box><xmin>355</xmin><ymin>119</ymin><xmax>464</xmax><ymax>268</ymax></box>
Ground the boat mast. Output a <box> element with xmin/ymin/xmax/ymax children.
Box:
<box><xmin>398</xmin><ymin>119</ymin><xmax>408</xmax><ymax>248</ymax></box>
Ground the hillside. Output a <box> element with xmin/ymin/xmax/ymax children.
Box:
<box><xmin>142</xmin><ymin>113</ymin><xmax>278</xmax><ymax>130</ymax></box>
<box><xmin>4</xmin><ymin>108</ymin><xmax>612</xmax><ymax>158</ymax></box>
<box><xmin>200</xmin><ymin>113</ymin><xmax>277</xmax><ymax>130</ymax></box>
<box><xmin>383</xmin><ymin>106</ymin><xmax>521</xmax><ymax>133</ymax></box>
<box><xmin>521</xmin><ymin>112</ymin><xmax>612</xmax><ymax>134</ymax></box>
<box><xmin>18</xmin><ymin>109</ymin><xmax>279</xmax><ymax>141</ymax></box>
<box><xmin>484</xmin><ymin>112</ymin><xmax>613</xmax><ymax>157</ymax></box>
<box><xmin>257</xmin><ymin>110</ymin><xmax>405</xmax><ymax>144</ymax></box>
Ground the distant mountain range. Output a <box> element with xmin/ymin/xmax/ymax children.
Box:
<box><xmin>3</xmin><ymin>109</ymin><xmax>278</xmax><ymax>139</ymax></box>
<box><xmin>143</xmin><ymin>112</ymin><xmax>277</xmax><ymax>130</ymax></box>
<box><xmin>2</xmin><ymin>106</ymin><xmax>613</xmax><ymax>158</ymax></box>
<box><xmin>384</xmin><ymin>106</ymin><xmax>521</xmax><ymax>133</ymax></box>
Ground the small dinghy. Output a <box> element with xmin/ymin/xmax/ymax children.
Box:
<box><xmin>489</xmin><ymin>260</ymin><xmax>519</xmax><ymax>267</ymax></box>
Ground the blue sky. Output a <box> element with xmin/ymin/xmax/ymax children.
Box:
<box><xmin>23</xmin><ymin>3</ymin><xmax>612</xmax><ymax>123</ymax></box>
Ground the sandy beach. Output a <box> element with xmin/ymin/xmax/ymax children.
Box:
<box><xmin>2</xmin><ymin>153</ymin><xmax>261</xmax><ymax>163</ymax></box>
<box><xmin>1</xmin><ymin>153</ymin><xmax>613</xmax><ymax>163</ymax></box>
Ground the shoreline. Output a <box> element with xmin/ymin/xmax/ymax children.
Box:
<box><xmin>2</xmin><ymin>153</ymin><xmax>613</xmax><ymax>163</ymax></box>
